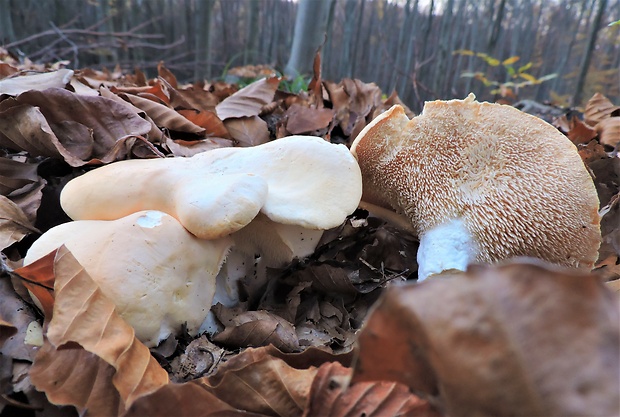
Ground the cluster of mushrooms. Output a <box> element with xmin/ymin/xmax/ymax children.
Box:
<box><xmin>25</xmin><ymin>94</ymin><xmax>601</xmax><ymax>348</ymax></box>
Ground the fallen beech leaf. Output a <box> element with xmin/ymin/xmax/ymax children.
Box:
<box><xmin>0</xmin><ymin>195</ymin><xmax>39</xmax><ymax>250</ymax></box>
<box><xmin>43</xmin><ymin>246</ymin><xmax>169</xmax><ymax>407</ymax></box>
<box><xmin>215</xmin><ymin>77</ymin><xmax>280</xmax><ymax>120</ymax></box>
<box><xmin>171</xmin><ymin>84</ymin><xmax>220</xmax><ymax>113</ymax></box>
<box><xmin>0</xmin><ymin>157</ymin><xmax>40</xmax><ymax>196</ymax></box>
<box><xmin>178</xmin><ymin>109</ymin><xmax>230</xmax><ymax>138</ymax></box>
<box><xmin>30</xmin><ymin>340</ymin><xmax>124</xmax><ymax>417</ymax></box>
<box><xmin>0</xmin><ymin>275</ymin><xmax>41</xmax><ymax>362</ymax></box>
<box><xmin>123</xmin><ymin>381</ymin><xmax>240</xmax><ymax>417</ymax></box>
<box><xmin>12</xmin><ymin>249</ymin><xmax>55</xmax><ymax>319</ymax></box>
<box><xmin>353</xmin><ymin>261</ymin><xmax>620</xmax><ymax>417</ymax></box>
<box><xmin>99</xmin><ymin>87</ymin><xmax>162</xmax><ymax>142</ymax></box>
<box><xmin>213</xmin><ymin>310</ymin><xmax>300</xmax><ymax>352</ymax></box>
<box><xmin>124</xmin><ymin>93</ymin><xmax>205</xmax><ymax>135</ymax></box>
<box><xmin>0</xmin><ymin>69</ymin><xmax>73</xmax><ymax>96</ymax></box>
<box><xmin>15</xmin><ymin>88</ymin><xmax>152</xmax><ymax>159</ymax></box>
<box><xmin>303</xmin><ymin>362</ymin><xmax>440</xmax><ymax>417</ymax></box>
<box><xmin>585</xmin><ymin>92</ymin><xmax>620</xmax><ymax>126</ymax></box>
<box><xmin>207</xmin><ymin>347</ymin><xmax>317</xmax><ymax>416</ymax></box>
<box><xmin>0</xmin><ymin>104</ymin><xmax>84</xmax><ymax>166</ymax></box>
<box><xmin>157</xmin><ymin>61</ymin><xmax>177</xmax><ymax>89</ymax></box>
<box><xmin>223</xmin><ymin>116</ymin><xmax>270</xmax><ymax>146</ymax></box>
<box><xmin>285</xmin><ymin>104</ymin><xmax>334</xmax><ymax>134</ymax></box>
<box><xmin>565</xmin><ymin>115</ymin><xmax>597</xmax><ymax>145</ymax></box>
<box><xmin>0</xmin><ymin>318</ymin><xmax>17</xmax><ymax>347</ymax></box>
<box><xmin>596</xmin><ymin>116</ymin><xmax>620</xmax><ymax>147</ymax></box>
<box><xmin>165</xmin><ymin>137</ymin><xmax>233</xmax><ymax>157</ymax></box>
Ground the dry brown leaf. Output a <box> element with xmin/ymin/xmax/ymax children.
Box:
<box><xmin>12</xmin><ymin>249</ymin><xmax>56</xmax><ymax>319</ymax></box>
<box><xmin>172</xmin><ymin>84</ymin><xmax>220</xmax><ymax>113</ymax></box>
<box><xmin>122</xmin><ymin>380</ymin><xmax>239</xmax><ymax>417</ymax></box>
<box><xmin>206</xmin><ymin>347</ymin><xmax>317</xmax><ymax>416</ymax></box>
<box><xmin>99</xmin><ymin>87</ymin><xmax>162</xmax><ymax>142</ymax></box>
<box><xmin>39</xmin><ymin>246</ymin><xmax>168</xmax><ymax>408</ymax></box>
<box><xmin>213</xmin><ymin>310</ymin><xmax>300</xmax><ymax>353</ymax></box>
<box><xmin>165</xmin><ymin>137</ymin><xmax>234</xmax><ymax>157</ymax></box>
<box><xmin>215</xmin><ymin>77</ymin><xmax>280</xmax><ymax>120</ymax></box>
<box><xmin>584</xmin><ymin>92</ymin><xmax>620</xmax><ymax>126</ymax></box>
<box><xmin>15</xmin><ymin>88</ymin><xmax>152</xmax><ymax>159</ymax></box>
<box><xmin>0</xmin><ymin>276</ymin><xmax>41</xmax><ymax>364</ymax></box>
<box><xmin>177</xmin><ymin>108</ymin><xmax>230</xmax><ymax>138</ymax></box>
<box><xmin>0</xmin><ymin>62</ymin><xmax>19</xmax><ymax>79</ymax></box>
<box><xmin>303</xmin><ymin>362</ymin><xmax>440</xmax><ymax>417</ymax></box>
<box><xmin>157</xmin><ymin>61</ymin><xmax>178</xmax><ymax>89</ymax></box>
<box><xmin>30</xmin><ymin>340</ymin><xmax>124</xmax><ymax>417</ymax></box>
<box><xmin>0</xmin><ymin>157</ymin><xmax>40</xmax><ymax>196</ymax></box>
<box><xmin>0</xmin><ymin>104</ymin><xmax>85</xmax><ymax>166</ymax></box>
<box><xmin>596</xmin><ymin>116</ymin><xmax>620</xmax><ymax>147</ymax></box>
<box><xmin>353</xmin><ymin>261</ymin><xmax>620</xmax><ymax>417</ymax></box>
<box><xmin>122</xmin><ymin>93</ymin><xmax>205</xmax><ymax>135</ymax></box>
<box><xmin>0</xmin><ymin>69</ymin><xmax>73</xmax><ymax>96</ymax></box>
<box><xmin>0</xmin><ymin>318</ymin><xmax>17</xmax><ymax>347</ymax></box>
<box><xmin>0</xmin><ymin>195</ymin><xmax>39</xmax><ymax>251</ymax></box>
<box><xmin>285</xmin><ymin>104</ymin><xmax>334</xmax><ymax>135</ymax></box>
<box><xmin>599</xmin><ymin>193</ymin><xmax>620</xmax><ymax>260</ymax></box>
<box><xmin>565</xmin><ymin>115</ymin><xmax>598</xmax><ymax>145</ymax></box>
<box><xmin>578</xmin><ymin>140</ymin><xmax>608</xmax><ymax>164</ymax></box>
<box><xmin>223</xmin><ymin>116</ymin><xmax>270</xmax><ymax>147</ymax></box>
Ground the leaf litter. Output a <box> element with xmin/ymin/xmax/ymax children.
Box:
<box><xmin>0</xmin><ymin>51</ymin><xmax>617</xmax><ymax>416</ymax></box>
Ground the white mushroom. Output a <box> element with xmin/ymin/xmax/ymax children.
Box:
<box><xmin>60</xmin><ymin>135</ymin><xmax>362</xmax><ymax>237</ymax></box>
<box><xmin>351</xmin><ymin>94</ymin><xmax>601</xmax><ymax>280</ymax></box>
<box><xmin>23</xmin><ymin>211</ymin><xmax>232</xmax><ymax>347</ymax></box>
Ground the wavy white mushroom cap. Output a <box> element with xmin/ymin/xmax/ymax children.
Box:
<box><xmin>351</xmin><ymin>94</ymin><xmax>601</xmax><ymax>280</ymax></box>
<box><xmin>23</xmin><ymin>211</ymin><xmax>232</xmax><ymax>347</ymax></box>
<box><xmin>61</xmin><ymin>135</ymin><xmax>362</xmax><ymax>239</ymax></box>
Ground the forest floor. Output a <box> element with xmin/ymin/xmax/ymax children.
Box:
<box><xmin>0</xmin><ymin>53</ymin><xmax>618</xmax><ymax>417</ymax></box>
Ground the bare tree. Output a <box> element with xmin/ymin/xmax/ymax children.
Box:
<box><xmin>285</xmin><ymin>0</ymin><xmax>331</xmax><ymax>77</ymax></box>
<box><xmin>573</xmin><ymin>0</ymin><xmax>608</xmax><ymax>106</ymax></box>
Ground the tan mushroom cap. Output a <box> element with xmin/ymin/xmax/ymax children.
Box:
<box><xmin>351</xmin><ymin>94</ymin><xmax>601</xmax><ymax>270</ymax></box>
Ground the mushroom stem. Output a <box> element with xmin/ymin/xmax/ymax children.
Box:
<box><xmin>417</xmin><ymin>218</ymin><xmax>479</xmax><ymax>281</ymax></box>
<box><xmin>358</xmin><ymin>200</ymin><xmax>417</xmax><ymax>234</ymax></box>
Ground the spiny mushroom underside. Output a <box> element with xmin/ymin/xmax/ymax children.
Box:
<box><xmin>353</xmin><ymin>97</ymin><xmax>601</xmax><ymax>270</ymax></box>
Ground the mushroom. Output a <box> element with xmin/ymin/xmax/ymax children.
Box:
<box><xmin>60</xmin><ymin>135</ymin><xmax>362</xmax><ymax>239</ymax></box>
<box><xmin>48</xmin><ymin>136</ymin><xmax>363</xmax><ymax>339</ymax></box>
<box><xmin>350</xmin><ymin>94</ymin><xmax>601</xmax><ymax>280</ymax></box>
<box><xmin>23</xmin><ymin>211</ymin><xmax>233</xmax><ymax>347</ymax></box>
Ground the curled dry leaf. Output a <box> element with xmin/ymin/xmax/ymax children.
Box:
<box><xmin>0</xmin><ymin>157</ymin><xmax>40</xmax><ymax>195</ymax></box>
<box><xmin>353</xmin><ymin>261</ymin><xmax>620</xmax><ymax>417</ymax></box>
<box><xmin>224</xmin><ymin>115</ymin><xmax>270</xmax><ymax>146</ymax></box>
<box><xmin>303</xmin><ymin>362</ymin><xmax>440</xmax><ymax>417</ymax></box>
<box><xmin>30</xmin><ymin>340</ymin><xmax>124</xmax><ymax>417</ymax></box>
<box><xmin>123</xmin><ymin>93</ymin><xmax>205</xmax><ymax>135</ymax></box>
<box><xmin>0</xmin><ymin>195</ymin><xmax>39</xmax><ymax>251</ymax></box>
<box><xmin>0</xmin><ymin>69</ymin><xmax>73</xmax><ymax>96</ymax></box>
<box><xmin>0</xmin><ymin>104</ymin><xmax>84</xmax><ymax>166</ymax></box>
<box><xmin>213</xmin><ymin>309</ymin><xmax>300</xmax><ymax>353</ymax></box>
<box><xmin>177</xmin><ymin>109</ymin><xmax>230</xmax><ymax>138</ymax></box>
<box><xmin>584</xmin><ymin>92</ymin><xmax>620</xmax><ymax>127</ymax></box>
<box><xmin>12</xmin><ymin>249</ymin><xmax>56</xmax><ymax>319</ymax></box>
<box><xmin>15</xmin><ymin>88</ymin><xmax>152</xmax><ymax>159</ymax></box>
<box><xmin>206</xmin><ymin>347</ymin><xmax>317</xmax><ymax>417</ymax></box>
<box><xmin>127</xmin><ymin>346</ymin><xmax>318</xmax><ymax>417</ymax></box>
<box><xmin>0</xmin><ymin>318</ymin><xmax>17</xmax><ymax>347</ymax></box>
<box><xmin>165</xmin><ymin>137</ymin><xmax>234</xmax><ymax>157</ymax></box>
<box><xmin>285</xmin><ymin>104</ymin><xmax>334</xmax><ymax>135</ymax></box>
<box><xmin>596</xmin><ymin>116</ymin><xmax>620</xmax><ymax>147</ymax></box>
<box><xmin>27</xmin><ymin>246</ymin><xmax>168</xmax><ymax>409</ymax></box>
<box><xmin>215</xmin><ymin>77</ymin><xmax>280</xmax><ymax>120</ymax></box>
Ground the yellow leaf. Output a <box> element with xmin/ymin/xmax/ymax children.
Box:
<box><xmin>502</xmin><ymin>56</ymin><xmax>520</xmax><ymax>66</ymax></box>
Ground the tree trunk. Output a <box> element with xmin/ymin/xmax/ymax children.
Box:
<box><xmin>285</xmin><ymin>0</ymin><xmax>331</xmax><ymax>77</ymax></box>
<box><xmin>0</xmin><ymin>2</ymin><xmax>16</xmax><ymax>43</ymax></box>
<box><xmin>194</xmin><ymin>0</ymin><xmax>214</xmax><ymax>82</ymax></box>
<box><xmin>244</xmin><ymin>0</ymin><xmax>260</xmax><ymax>65</ymax></box>
<box><xmin>573</xmin><ymin>0</ymin><xmax>608</xmax><ymax>106</ymax></box>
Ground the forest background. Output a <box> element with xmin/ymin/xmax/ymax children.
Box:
<box><xmin>1</xmin><ymin>0</ymin><xmax>619</xmax><ymax>113</ymax></box>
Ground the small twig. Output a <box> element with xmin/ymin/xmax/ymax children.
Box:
<box><xmin>49</xmin><ymin>21</ymin><xmax>79</xmax><ymax>68</ymax></box>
